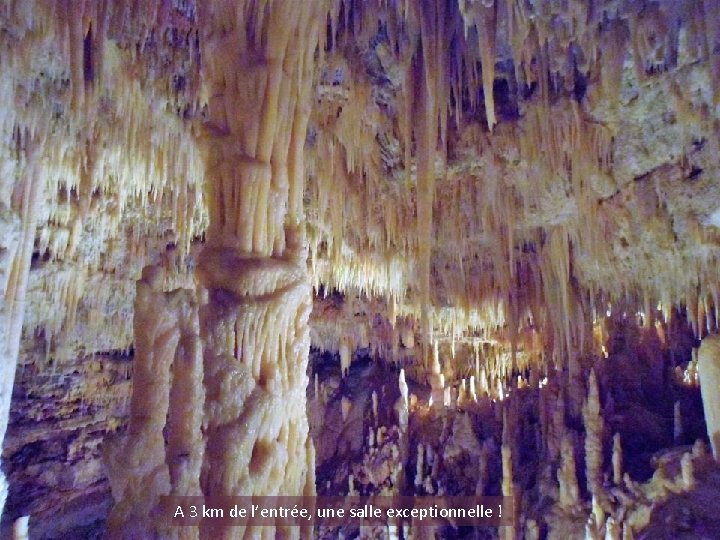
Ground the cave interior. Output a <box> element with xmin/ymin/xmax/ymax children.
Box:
<box><xmin>1</xmin><ymin>0</ymin><xmax>720</xmax><ymax>538</ymax></box>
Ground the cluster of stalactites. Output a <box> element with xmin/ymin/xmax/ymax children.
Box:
<box><xmin>1</xmin><ymin>0</ymin><xmax>207</xmax><ymax>359</ymax></box>
<box><xmin>305</xmin><ymin>0</ymin><xmax>720</xmax><ymax>382</ymax></box>
<box><xmin>3</xmin><ymin>0</ymin><xmax>207</xmax><ymax>258</ymax></box>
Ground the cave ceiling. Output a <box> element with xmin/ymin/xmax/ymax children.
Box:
<box><xmin>1</xmin><ymin>0</ymin><xmax>719</xmax><ymax>363</ymax></box>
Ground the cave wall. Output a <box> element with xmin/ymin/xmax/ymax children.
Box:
<box><xmin>3</xmin><ymin>343</ymin><xmax>131</xmax><ymax>539</ymax></box>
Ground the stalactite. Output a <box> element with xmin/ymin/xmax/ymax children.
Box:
<box><xmin>414</xmin><ymin>0</ymin><xmax>441</xmax><ymax>364</ymax></box>
<box><xmin>0</xmin><ymin>138</ymin><xmax>43</xmax><ymax>518</ymax></box>
<box><xmin>340</xmin><ymin>335</ymin><xmax>352</xmax><ymax>377</ymax></box>
<box><xmin>600</xmin><ymin>19</ymin><xmax>630</xmax><ymax>109</ymax></box>
<box><xmin>457</xmin><ymin>378</ymin><xmax>467</xmax><ymax>406</ymax></box>
<box><xmin>458</xmin><ymin>0</ymin><xmax>498</xmax><ymax>130</ymax></box>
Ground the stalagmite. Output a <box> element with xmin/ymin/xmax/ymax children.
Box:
<box><xmin>348</xmin><ymin>474</ymin><xmax>358</xmax><ymax>496</ymax></box>
<box><xmin>342</xmin><ymin>397</ymin><xmax>352</xmax><ymax>422</ymax></box>
<box><xmin>698</xmin><ymin>334</ymin><xmax>720</xmax><ymax>459</ymax></box>
<box><xmin>430</xmin><ymin>343</ymin><xmax>445</xmax><ymax>408</ymax></box>
<box><xmin>372</xmin><ymin>390</ymin><xmax>379</xmax><ymax>424</ymax></box>
<box><xmin>584</xmin><ymin>370</ymin><xmax>604</xmax><ymax>496</ymax></box>
<box><xmin>549</xmin><ymin>393</ymin><xmax>566</xmax><ymax>461</ymax></box>
<box><xmin>105</xmin><ymin>266</ymin><xmax>203</xmax><ymax>538</ymax></box>
<box><xmin>681</xmin><ymin>452</ymin><xmax>695</xmax><ymax>489</ymax></box>
<box><xmin>526</xmin><ymin>519</ymin><xmax>539</xmax><ymax>540</ymax></box>
<box><xmin>415</xmin><ymin>443</ymin><xmax>425</xmax><ymax>488</ymax></box>
<box><xmin>501</xmin><ymin>441</ymin><xmax>514</xmax><ymax>540</ymax></box>
<box><xmin>605</xmin><ymin>517</ymin><xmax>621</xmax><ymax>540</ymax></box>
<box><xmin>399</xmin><ymin>369</ymin><xmax>409</xmax><ymax>409</ymax></box>
<box><xmin>585</xmin><ymin>516</ymin><xmax>601</xmax><ymax>540</ymax></box>
<box><xmin>12</xmin><ymin>516</ymin><xmax>29</xmax><ymax>540</ymax></box>
<box><xmin>673</xmin><ymin>401</ymin><xmax>683</xmax><ymax>442</ymax></box>
<box><xmin>479</xmin><ymin>367</ymin><xmax>489</xmax><ymax>396</ymax></box>
<box><xmin>501</xmin><ymin>409</ymin><xmax>516</xmax><ymax>540</ymax></box>
<box><xmin>592</xmin><ymin>495</ymin><xmax>606</xmax><ymax>533</ymax></box>
<box><xmin>457</xmin><ymin>378</ymin><xmax>466</xmax><ymax>405</ymax></box>
<box><xmin>167</xmin><ymin>309</ymin><xmax>205</xmax><ymax>511</ymax></box>
<box><xmin>397</xmin><ymin>370</ymin><xmax>409</xmax><ymax>430</ymax></box>
<box><xmin>612</xmin><ymin>433</ymin><xmax>623</xmax><ymax>485</ymax></box>
<box><xmin>478</xmin><ymin>438</ymin><xmax>493</xmax><ymax>497</ymax></box>
<box><xmin>558</xmin><ymin>432</ymin><xmax>580</xmax><ymax>510</ymax></box>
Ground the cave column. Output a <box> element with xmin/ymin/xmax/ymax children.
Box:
<box><xmin>698</xmin><ymin>334</ymin><xmax>720</xmax><ymax>459</ymax></box>
<box><xmin>194</xmin><ymin>1</ymin><xmax>323</xmax><ymax>537</ymax></box>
